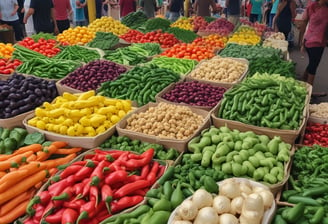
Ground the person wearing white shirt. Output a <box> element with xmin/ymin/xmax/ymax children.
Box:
<box><xmin>0</xmin><ymin>0</ymin><xmax>24</xmax><ymax>41</ymax></box>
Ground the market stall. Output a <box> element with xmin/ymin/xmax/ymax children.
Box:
<box><xmin>0</xmin><ymin>12</ymin><xmax>327</xmax><ymax>224</ymax></box>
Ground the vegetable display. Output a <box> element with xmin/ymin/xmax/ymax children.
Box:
<box><xmin>218</xmin><ymin>73</ymin><xmax>307</xmax><ymax>130</ymax></box>
<box><xmin>160</xmin><ymin>81</ymin><xmax>227</xmax><ymax>107</ymax></box>
<box><xmin>199</xmin><ymin>18</ymin><xmax>234</xmax><ymax>36</ymax></box>
<box><xmin>0</xmin><ymin>74</ymin><xmax>57</xmax><ymax>119</ymax></box>
<box><xmin>121</xmin><ymin>11</ymin><xmax>148</xmax><ymax>29</ymax></box>
<box><xmin>161</xmin><ymin>43</ymin><xmax>215</xmax><ymax>61</ymax></box>
<box><xmin>192</xmin><ymin>16</ymin><xmax>208</xmax><ymax>32</ymax></box>
<box><xmin>104</xmin><ymin>43</ymin><xmax>161</xmax><ymax>66</ymax></box>
<box><xmin>219</xmin><ymin>43</ymin><xmax>282</xmax><ymax>61</ymax></box>
<box><xmin>88</xmin><ymin>16</ymin><xmax>130</xmax><ymax>35</ymax></box>
<box><xmin>188</xmin><ymin>56</ymin><xmax>247</xmax><ymax>83</ymax></box>
<box><xmin>98</xmin><ymin>65</ymin><xmax>180</xmax><ymax>106</ymax></box>
<box><xmin>146</xmin><ymin>56</ymin><xmax>197</xmax><ymax>75</ymax></box>
<box><xmin>228</xmin><ymin>26</ymin><xmax>261</xmax><ymax>45</ymax></box>
<box><xmin>171</xmin><ymin>179</ymin><xmax>274</xmax><ymax>224</ymax></box>
<box><xmin>166</xmin><ymin>27</ymin><xmax>199</xmax><ymax>43</ymax></box>
<box><xmin>18</xmin><ymin>37</ymin><xmax>61</xmax><ymax>57</ymax></box>
<box><xmin>24</xmin><ymin>148</ymin><xmax>165</xmax><ymax>224</ymax></box>
<box><xmin>273</xmin><ymin>145</ymin><xmax>328</xmax><ymax>223</ymax></box>
<box><xmin>0</xmin><ymin>141</ymin><xmax>80</xmax><ymax>223</ymax></box>
<box><xmin>170</xmin><ymin>17</ymin><xmax>193</xmax><ymax>31</ymax></box>
<box><xmin>30</xmin><ymin>32</ymin><xmax>57</xmax><ymax>42</ymax></box>
<box><xmin>86</xmin><ymin>32</ymin><xmax>119</xmax><ymax>50</ymax></box>
<box><xmin>0</xmin><ymin>43</ymin><xmax>14</xmax><ymax>59</ymax></box>
<box><xmin>16</xmin><ymin>57</ymin><xmax>81</xmax><ymax>79</ymax></box>
<box><xmin>0</xmin><ymin>127</ymin><xmax>44</xmax><ymax>154</ymax></box>
<box><xmin>100</xmin><ymin>135</ymin><xmax>179</xmax><ymax>161</ymax></box>
<box><xmin>28</xmin><ymin>91</ymin><xmax>132</xmax><ymax>136</ymax></box>
<box><xmin>302</xmin><ymin>122</ymin><xmax>328</xmax><ymax>146</ymax></box>
<box><xmin>56</xmin><ymin>26</ymin><xmax>95</xmax><ymax>45</ymax></box>
<box><xmin>59</xmin><ymin>60</ymin><xmax>127</xmax><ymax>92</ymax></box>
<box><xmin>53</xmin><ymin>45</ymin><xmax>101</xmax><ymax>63</ymax></box>
<box><xmin>248</xmin><ymin>55</ymin><xmax>295</xmax><ymax>78</ymax></box>
<box><xmin>309</xmin><ymin>102</ymin><xmax>328</xmax><ymax>119</ymax></box>
<box><xmin>192</xmin><ymin>34</ymin><xmax>226</xmax><ymax>51</ymax></box>
<box><xmin>125</xmin><ymin>103</ymin><xmax>205</xmax><ymax>140</ymax></box>
<box><xmin>0</xmin><ymin>58</ymin><xmax>22</xmax><ymax>75</ymax></box>
<box><xmin>12</xmin><ymin>44</ymin><xmax>47</xmax><ymax>62</ymax></box>
<box><xmin>142</xmin><ymin>18</ymin><xmax>171</xmax><ymax>32</ymax></box>
<box><xmin>187</xmin><ymin>126</ymin><xmax>291</xmax><ymax>184</ymax></box>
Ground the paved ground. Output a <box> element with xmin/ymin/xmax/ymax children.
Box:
<box><xmin>290</xmin><ymin>46</ymin><xmax>328</xmax><ymax>104</ymax></box>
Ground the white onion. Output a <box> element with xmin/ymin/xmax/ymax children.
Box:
<box><xmin>194</xmin><ymin>207</ymin><xmax>220</xmax><ymax>224</ymax></box>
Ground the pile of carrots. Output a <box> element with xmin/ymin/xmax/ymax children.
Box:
<box><xmin>0</xmin><ymin>141</ymin><xmax>82</xmax><ymax>223</ymax></box>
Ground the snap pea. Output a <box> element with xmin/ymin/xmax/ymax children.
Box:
<box><xmin>146</xmin><ymin>56</ymin><xmax>197</xmax><ymax>75</ymax></box>
<box><xmin>53</xmin><ymin>45</ymin><xmax>101</xmax><ymax>63</ymax></box>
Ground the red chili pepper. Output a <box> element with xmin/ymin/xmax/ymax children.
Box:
<box><xmin>22</xmin><ymin>217</ymin><xmax>37</xmax><ymax>224</ymax></box>
<box><xmin>90</xmin><ymin>160</ymin><xmax>109</xmax><ymax>180</ymax></box>
<box><xmin>133</xmin><ymin>188</ymin><xmax>148</xmax><ymax>196</ymax></box>
<box><xmin>32</xmin><ymin>203</ymin><xmax>45</xmax><ymax>223</ymax></box>
<box><xmin>48</xmin><ymin>175</ymin><xmax>76</xmax><ymax>196</ymax></box>
<box><xmin>73</xmin><ymin>182</ymin><xmax>85</xmax><ymax>195</ymax></box>
<box><xmin>146</xmin><ymin>161</ymin><xmax>159</xmax><ymax>184</ymax></box>
<box><xmin>89</xmin><ymin>186</ymin><xmax>99</xmax><ymax>204</ymax></box>
<box><xmin>63</xmin><ymin>199</ymin><xmax>86</xmax><ymax>210</ymax></box>
<box><xmin>83</xmin><ymin>154</ymin><xmax>95</xmax><ymax>160</ymax></box>
<box><xmin>60</xmin><ymin>165</ymin><xmax>84</xmax><ymax>179</ymax></box>
<box><xmin>80</xmin><ymin>178</ymin><xmax>92</xmax><ymax>198</ymax></box>
<box><xmin>121</xmin><ymin>149</ymin><xmax>154</xmax><ymax>169</ymax></box>
<box><xmin>61</xmin><ymin>208</ymin><xmax>79</xmax><ymax>224</ymax></box>
<box><xmin>96</xmin><ymin>209</ymin><xmax>111</xmax><ymax>221</ymax></box>
<box><xmin>73</xmin><ymin>161</ymin><xmax>97</xmax><ymax>181</ymax></box>
<box><xmin>156</xmin><ymin>164</ymin><xmax>166</xmax><ymax>179</ymax></box>
<box><xmin>44</xmin><ymin>208</ymin><xmax>65</xmax><ymax>223</ymax></box>
<box><xmin>104</xmin><ymin>170</ymin><xmax>128</xmax><ymax>185</ymax></box>
<box><xmin>125</xmin><ymin>174</ymin><xmax>143</xmax><ymax>183</ymax></box>
<box><xmin>77</xmin><ymin>200</ymin><xmax>97</xmax><ymax>223</ymax></box>
<box><xmin>113</xmin><ymin>180</ymin><xmax>151</xmax><ymax>199</ymax></box>
<box><xmin>41</xmin><ymin>201</ymin><xmax>55</xmax><ymax>220</ymax></box>
<box><xmin>38</xmin><ymin>190</ymin><xmax>52</xmax><ymax>206</ymax></box>
<box><xmin>110</xmin><ymin>195</ymin><xmax>144</xmax><ymax>214</ymax></box>
<box><xmin>101</xmin><ymin>184</ymin><xmax>113</xmax><ymax>212</ymax></box>
<box><xmin>140</xmin><ymin>164</ymin><xmax>150</xmax><ymax>179</ymax></box>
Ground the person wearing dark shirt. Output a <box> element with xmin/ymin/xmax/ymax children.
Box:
<box><xmin>194</xmin><ymin>0</ymin><xmax>217</xmax><ymax>16</ymax></box>
<box><xmin>226</xmin><ymin>0</ymin><xmax>241</xmax><ymax>25</ymax></box>
<box><xmin>23</xmin><ymin>0</ymin><xmax>58</xmax><ymax>34</ymax></box>
<box><xmin>168</xmin><ymin>0</ymin><xmax>183</xmax><ymax>22</ymax></box>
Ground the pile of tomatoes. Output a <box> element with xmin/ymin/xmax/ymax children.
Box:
<box><xmin>120</xmin><ymin>29</ymin><xmax>180</xmax><ymax>48</ymax></box>
<box><xmin>18</xmin><ymin>37</ymin><xmax>61</xmax><ymax>57</ymax></box>
<box><xmin>192</xmin><ymin>34</ymin><xmax>226</xmax><ymax>52</ymax></box>
<box><xmin>161</xmin><ymin>43</ymin><xmax>215</xmax><ymax>61</ymax></box>
<box><xmin>0</xmin><ymin>58</ymin><xmax>22</xmax><ymax>74</ymax></box>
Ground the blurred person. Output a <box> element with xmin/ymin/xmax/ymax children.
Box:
<box><xmin>23</xmin><ymin>0</ymin><xmax>59</xmax><ymax>34</ymax></box>
<box><xmin>140</xmin><ymin>0</ymin><xmax>157</xmax><ymax>18</ymax></box>
<box><xmin>262</xmin><ymin>0</ymin><xmax>272</xmax><ymax>24</ymax></box>
<box><xmin>119</xmin><ymin>0</ymin><xmax>137</xmax><ymax>17</ymax></box>
<box><xmin>53</xmin><ymin>0</ymin><xmax>73</xmax><ymax>33</ymax></box>
<box><xmin>273</xmin><ymin>0</ymin><xmax>296</xmax><ymax>39</ymax></box>
<box><xmin>299</xmin><ymin>0</ymin><xmax>328</xmax><ymax>90</ymax></box>
<box><xmin>17</xmin><ymin>0</ymin><xmax>26</xmax><ymax>36</ymax></box>
<box><xmin>24</xmin><ymin>0</ymin><xmax>34</xmax><ymax>36</ymax></box>
<box><xmin>246</xmin><ymin>0</ymin><xmax>252</xmax><ymax>17</ymax></box>
<box><xmin>0</xmin><ymin>0</ymin><xmax>24</xmax><ymax>41</ymax></box>
<box><xmin>250</xmin><ymin>0</ymin><xmax>264</xmax><ymax>22</ymax></box>
<box><xmin>74</xmin><ymin>0</ymin><xmax>87</xmax><ymax>26</ymax></box>
<box><xmin>226</xmin><ymin>0</ymin><xmax>241</xmax><ymax>25</ymax></box>
<box><xmin>194</xmin><ymin>0</ymin><xmax>217</xmax><ymax>17</ymax></box>
<box><xmin>269</xmin><ymin>0</ymin><xmax>279</xmax><ymax>27</ymax></box>
<box><xmin>168</xmin><ymin>0</ymin><xmax>183</xmax><ymax>21</ymax></box>
<box><xmin>96</xmin><ymin>0</ymin><xmax>103</xmax><ymax>18</ymax></box>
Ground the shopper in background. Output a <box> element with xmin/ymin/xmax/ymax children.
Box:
<box><xmin>226</xmin><ymin>0</ymin><xmax>241</xmax><ymax>25</ymax></box>
<box><xmin>119</xmin><ymin>0</ymin><xmax>136</xmax><ymax>17</ymax></box>
<box><xmin>0</xmin><ymin>0</ymin><xmax>24</xmax><ymax>41</ymax></box>
<box><xmin>96</xmin><ymin>0</ymin><xmax>103</xmax><ymax>18</ymax></box>
<box><xmin>273</xmin><ymin>0</ymin><xmax>296</xmax><ymax>39</ymax></box>
<box><xmin>139</xmin><ymin>0</ymin><xmax>157</xmax><ymax>18</ymax></box>
<box><xmin>250</xmin><ymin>0</ymin><xmax>263</xmax><ymax>22</ymax></box>
<box><xmin>269</xmin><ymin>0</ymin><xmax>279</xmax><ymax>28</ymax></box>
<box><xmin>53</xmin><ymin>0</ymin><xmax>72</xmax><ymax>33</ymax></box>
<box><xmin>194</xmin><ymin>0</ymin><xmax>217</xmax><ymax>17</ymax></box>
<box><xmin>17</xmin><ymin>0</ymin><xmax>26</xmax><ymax>36</ymax></box>
<box><xmin>168</xmin><ymin>0</ymin><xmax>184</xmax><ymax>22</ymax></box>
<box><xmin>24</xmin><ymin>0</ymin><xmax>34</xmax><ymax>36</ymax></box>
<box><xmin>23</xmin><ymin>0</ymin><xmax>59</xmax><ymax>34</ymax></box>
<box><xmin>246</xmin><ymin>0</ymin><xmax>252</xmax><ymax>17</ymax></box>
<box><xmin>74</xmin><ymin>0</ymin><xmax>87</xmax><ymax>26</ymax></box>
<box><xmin>299</xmin><ymin>0</ymin><xmax>328</xmax><ymax>88</ymax></box>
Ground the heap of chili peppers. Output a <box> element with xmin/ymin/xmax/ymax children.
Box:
<box><xmin>23</xmin><ymin>148</ymin><xmax>165</xmax><ymax>224</ymax></box>
<box><xmin>303</xmin><ymin>122</ymin><xmax>328</xmax><ymax>147</ymax></box>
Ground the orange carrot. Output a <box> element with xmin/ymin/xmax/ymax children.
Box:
<box><xmin>12</xmin><ymin>144</ymin><xmax>42</xmax><ymax>156</ymax></box>
<box><xmin>0</xmin><ymin>188</ymin><xmax>35</xmax><ymax>216</ymax></box>
<box><xmin>41</xmin><ymin>153</ymin><xmax>77</xmax><ymax>169</ymax></box>
<box><xmin>0</xmin><ymin>171</ymin><xmax>6</xmax><ymax>178</ymax></box>
<box><xmin>0</xmin><ymin>199</ymin><xmax>30</xmax><ymax>223</ymax></box>
<box><xmin>0</xmin><ymin>151</ymin><xmax>34</xmax><ymax>171</ymax></box>
<box><xmin>36</xmin><ymin>145</ymin><xmax>58</xmax><ymax>162</ymax></box>
<box><xmin>26</xmin><ymin>153</ymin><xmax>37</xmax><ymax>162</ymax></box>
<box><xmin>0</xmin><ymin>169</ymin><xmax>48</xmax><ymax>205</ymax></box>
<box><xmin>55</xmin><ymin>147</ymin><xmax>83</xmax><ymax>155</ymax></box>
<box><xmin>50</xmin><ymin>141</ymin><xmax>68</xmax><ymax>148</ymax></box>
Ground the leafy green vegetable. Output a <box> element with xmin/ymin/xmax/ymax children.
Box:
<box><xmin>166</xmin><ymin>27</ymin><xmax>199</xmax><ymax>43</ymax></box>
<box><xmin>87</xmin><ymin>32</ymin><xmax>119</xmax><ymax>50</ymax></box>
<box><xmin>142</xmin><ymin>18</ymin><xmax>171</xmax><ymax>33</ymax></box>
<box><xmin>121</xmin><ymin>11</ymin><xmax>148</xmax><ymax>29</ymax></box>
<box><xmin>30</xmin><ymin>32</ymin><xmax>56</xmax><ymax>42</ymax></box>
<box><xmin>24</xmin><ymin>132</ymin><xmax>45</xmax><ymax>145</ymax></box>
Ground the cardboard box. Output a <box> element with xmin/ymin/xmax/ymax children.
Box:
<box><xmin>23</xmin><ymin>113</ymin><xmax>116</xmax><ymax>149</ymax></box>
<box><xmin>211</xmin><ymin>82</ymin><xmax>312</xmax><ymax>144</ymax></box>
<box><xmin>116</xmin><ymin>102</ymin><xmax>211</xmax><ymax>152</ymax></box>
<box><xmin>155</xmin><ymin>80</ymin><xmax>228</xmax><ymax>112</ymax></box>
<box><xmin>185</xmin><ymin>56</ymin><xmax>249</xmax><ymax>89</ymax></box>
